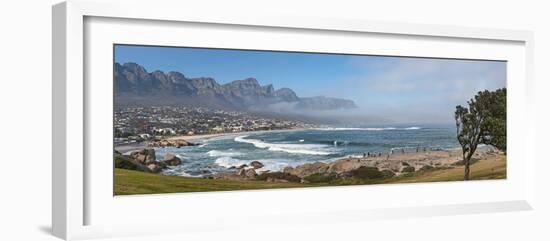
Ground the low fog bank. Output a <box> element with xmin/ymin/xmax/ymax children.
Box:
<box><xmin>250</xmin><ymin>102</ymin><xmax>455</xmax><ymax>126</ymax></box>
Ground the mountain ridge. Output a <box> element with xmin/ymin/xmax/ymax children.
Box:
<box><xmin>114</xmin><ymin>62</ymin><xmax>357</xmax><ymax>111</ymax></box>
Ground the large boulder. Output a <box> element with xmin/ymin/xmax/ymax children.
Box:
<box><xmin>114</xmin><ymin>154</ymin><xmax>151</xmax><ymax>173</ymax></box>
<box><xmin>147</xmin><ymin>163</ymin><xmax>165</xmax><ymax>173</ymax></box>
<box><xmin>173</xmin><ymin>139</ymin><xmax>188</xmax><ymax>148</ymax></box>
<box><xmin>249</xmin><ymin>161</ymin><xmax>264</xmax><ymax>169</ymax></box>
<box><xmin>162</xmin><ymin>153</ymin><xmax>182</xmax><ymax>166</ymax></box>
<box><xmin>130</xmin><ymin>148</ymin><xmax>156</xmax><ymax>164</ymax></box>
<box><xmin>283</xmin><ymin>162</ymin><xmax>329</xmax><ymax>178</ymax></box>
<box><xmin>238</xmin><ymin>168</ymin><xmax>257</xmax><ymax>179</ymax></box>
<box><xmin>327</xmin><ymin>159</ymin><xmax>365</xmax><ymax>174</ymax></box>
<box><xmin>245</xmin><ymin>169</ymin><xmax>257</xmax><ymax>179</ymax></box>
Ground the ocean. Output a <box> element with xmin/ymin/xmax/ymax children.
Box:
<box><xmin>156</xmin><ymin>125</ymin><xmax>459</xmax><ymax>177</ymax></box>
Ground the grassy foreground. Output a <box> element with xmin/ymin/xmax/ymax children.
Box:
<box><xmin>115</xmin><ymin>155</ymin><xmax>506</xmax><ymax>195</ymax></box>
<box><xmin>115</xmin><ymin>169</ymin><xmax>316</xmax><ymax>195</ymax></box>
<box><xmin>382</xmin><ymin>154</ymin><xmax>506</xmax><ymax>183</ymax></box>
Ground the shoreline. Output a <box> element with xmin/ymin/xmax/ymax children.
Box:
<box><xmin>115</xmin><ymin>128</ymin><xmax>502</xmax><ymax>178</ymax></box>
<box><xmin>115</xmin><ymin>127</ymin><xmax>309</xmax><ymax>153</ymax></box>
<box><xmin>166</xmin><ymin>127</ymin><xmax>310</xmax><ymax>141</ymax></box>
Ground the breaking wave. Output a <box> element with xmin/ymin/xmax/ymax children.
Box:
<box><xmin>234</xmin><ymin>136</ymin><xmax>333</xmax><ymax>155</ymax></box>
<box><xmin>207</xmin><ymin>150</ymin><xmax>243</xmax><ymax>157</ymax></box>
<box><xmin>314</xmin><ymin>127</ymin><xmax>421</xmax><ymax>131</ymax></box>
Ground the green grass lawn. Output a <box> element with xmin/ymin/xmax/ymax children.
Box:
<box><xmin>115</xmin><ymin>155</ymin><xmax>506</xmax><ymax>195</ymax></box>
<box><xmin>115</xmin><ymin>169</ymin><xmax>317</xmax><ymax>195</ymax></box>
<box><xmin>385</xmin><ymin>155</ymin><xmax>506</xmax><ymax>183</ymax></box>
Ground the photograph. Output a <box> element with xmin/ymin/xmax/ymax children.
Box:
<box><xmin>113</xmin><ymin>44</ymin><xmax>507</xmax><ymax>195</ymax></box>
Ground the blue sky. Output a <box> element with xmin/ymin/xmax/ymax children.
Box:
<box><xmin>115</xmin><ymin>44</ymin><xmax>506</xmax><ymax>124</ymax></box>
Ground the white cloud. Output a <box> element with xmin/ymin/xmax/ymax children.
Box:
<box><xmin>334</xmin><ymin>57</ymin><xmax>507</xmax><ymax>124</ymax></box>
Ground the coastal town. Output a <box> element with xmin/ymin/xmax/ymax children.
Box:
<box><xmin>114</xmin><ymin>106</ymin><xmax>312</xmax><ymax>145</ymax></box>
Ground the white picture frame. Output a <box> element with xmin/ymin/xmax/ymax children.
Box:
<box><xmin>52</xmin><ymin>0</ymin><xmax>535</xmax><ymax>240</ymax></box>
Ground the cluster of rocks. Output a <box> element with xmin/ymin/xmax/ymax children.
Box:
<box><xmin>275</xmin><ymin>148</ymin><xmax>504</xmax><ymax>182</ymax></box>
<box><xmin>281</xmin><ymin>159</ymin><xmax>401</xmax><ymax>180</ymax></box>
<box><xmin>148</xmin><ymin>139</ymin><xmax>197</xmax><ymax>148</ymax></box>
<box><xmin>213</xmin><ymin>149</ymin><xmax>472</xmax><ymax>183</ymax></box>
<box><xmin>213</xmin><ymin>158</ymin><xmax>407</xmax><ymax>184</ymax></box>
<box><xmin>115</xmin><ymin>148</ymin><xmax>182</xmax><ymax>173</ymax></box>
<box><xmin>213</xmin><ymin>160</ymin><xmax>265</xmax><ymax>180</ymax></box>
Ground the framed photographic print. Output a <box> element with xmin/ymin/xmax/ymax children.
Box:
<box><xmin>52</xmin><ymin>0</ymin><xmax>535</xmax><ymax>240</ymax></box>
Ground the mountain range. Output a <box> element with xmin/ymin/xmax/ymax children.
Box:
<box><xmin>114</xmin><ymin>62</ymin><xmax>357</xmax><ymax>111</ymax></box>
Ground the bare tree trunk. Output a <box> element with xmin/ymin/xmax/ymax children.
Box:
<box><xmin>463</xmin><ymin>150</ymin><xmax>476</xmax><ymax>180</ymax></box>
<box><xmin>464</xmin><ymin>159</ymin><xmax>470</xmax><ymax>180</ymax></box>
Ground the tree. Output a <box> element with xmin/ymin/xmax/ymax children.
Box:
<box><xmin>455</xmin><ymin>88</ymin><xmax>506</xmax><ymax>180</ymax></box>
<box><xmin>455</xmin><ymin>100</ymin><xmax>484</xmax><ymax>180</ymax></box>
<box><xmin>479</xmin><ymin>89</ymin><xmax>507</xmax><ymax>152</ymax></box>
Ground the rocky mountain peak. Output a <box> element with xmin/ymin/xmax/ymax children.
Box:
<box><xmin>275</xmin><ymin>88</ymin><xmax>299</xmax><ymax>102</ymax></box>
<box><xmin>114</xmin><ymin>62</ymin><xmax>357</xmax><ymax>111</ymax></box>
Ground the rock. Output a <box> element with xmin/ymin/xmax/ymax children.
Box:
<box><xmin>237</xmin><ymin>164</ymin><xmax>248</xmax><ymax>169</ymax></box>
<box><xmin>114</xmin><ymin>154</ymin><xmax>151</xmax><ymax>173</ymax></box>
<box><xmin>244</xmin><ymin>169</ymin><xmax>257</xmax><ymax>179</ymax></box>
<box><xmin>130</xmin><ymin>148</ymin><xmax>156</xmax><ymax>164</ymax></box>
<box><xmin>284</xmin><ymin>162</ymin><xmax>329</xmax><ymax>178</ymax></box>
<box><xmin>401</xmin><ymin>162</ymin><xmax>410</xmax><ymax>166</ymax></box>
<box><xmin>282</xmin><ymin>166</ymin><xmax>294</xmax><ymax>173</ymax></box>
<box><xmin>162</xmin><ymin>153</ymin><xmax>182</xmax><ymax>166</ymax></box>
<box><xmin>401</xmin><ymin>166</ymin><xmax>415</xmax><ymax>173</ymax></box>
<box><xmin>327</xmin><ymin>159</ymin><xmax>365</xmax><ymax>174</ymax></box>
<box><xmin>257</xmin><ymin>170</ymin><xmax>270</xmax><ymax>175</ymax></box>
<box><xmin>249</xmin><ymin>161</ymin><xmax>264</xmax><ymax>169</ymax></box>
<box><xmin>147</xmin><ymin>163</ymin><xmax>164</xmax><ymax>173</ymax></box>
<box><xmin>237</xmin><ymin>168</ymin><xmax>247</xmax><ymax>176</ymax></box>
<box><xmin>174</xmin><ymin>139</ymin><xmax>188</xmax><ymax>148</ymax></box>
